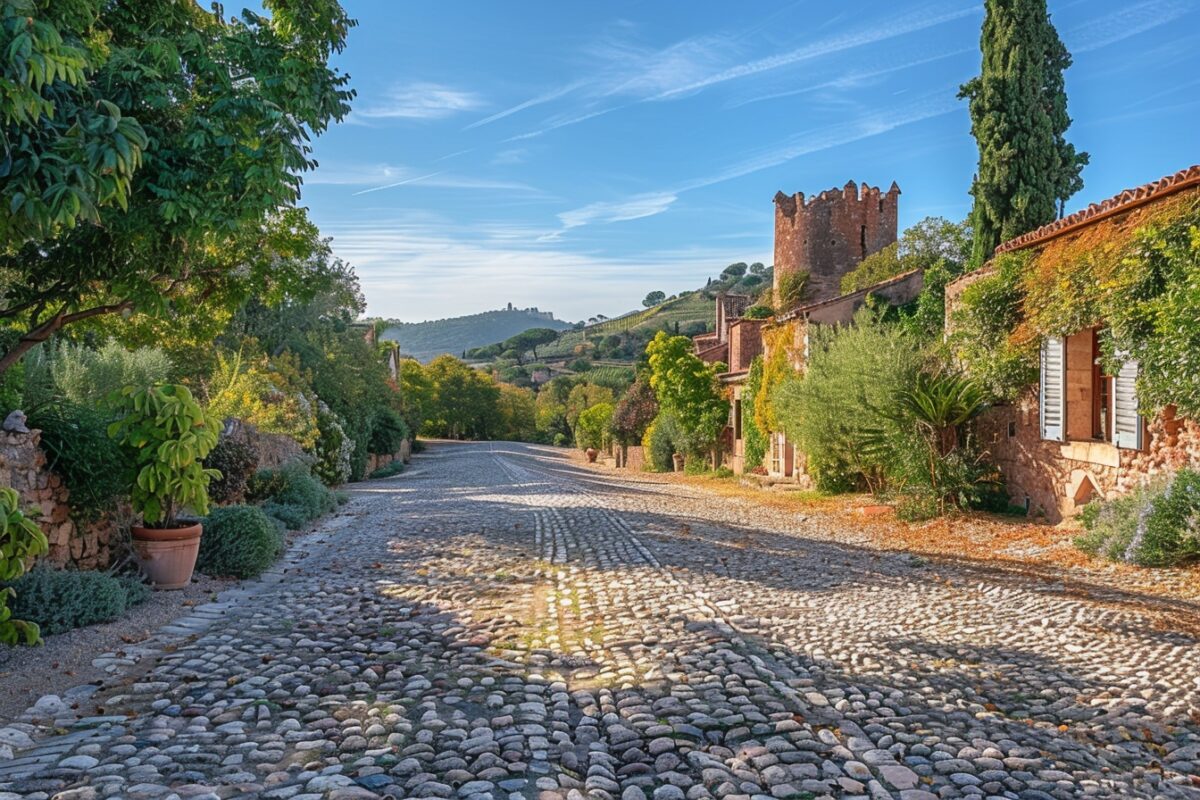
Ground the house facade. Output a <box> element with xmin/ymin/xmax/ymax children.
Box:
<box><xmin>947</xmin><ymin>165</ymin><xmax>1200</xmax><ymax>521</ymax></box>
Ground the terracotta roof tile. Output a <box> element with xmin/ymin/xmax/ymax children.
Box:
<box><xmin>994</xmin><ymin>165</ymin><xmax>1200</xmax><ymax>255</ymax></box>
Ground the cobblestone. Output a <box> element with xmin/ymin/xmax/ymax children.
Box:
<box><xmin>3</xmin><ymin>442</ymin><xmax>1198</xmax><ymax>799</ymax></box>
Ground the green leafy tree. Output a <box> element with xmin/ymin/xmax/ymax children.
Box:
<box><xmin>642</xmin><ymin>290</ymin><xmax>666</xmax><ymax>308</ymax></box>
<box><xmin>959</xmin><ymin>0</ymin><xmax>1087</xmax><ymax>264</ymax></box>
<box><xmin>721</xmin><ymin>263</ymin><xmax>748</xmax><ymax>279</ymax></box>
<box><xmin>841</xmin><ymin>217</ymin><xmax>972</xmax><ymax>293</ymax></box>
<box><xmin>565</xmin><ymin>382</ymin><xmax>614</xmax><ymax>435</ymax></box>
<box><xmin>0</xmin><ymin>1</ymin><xmax>355</xmax><ymax>374</ymax></box>
<box><xmin>645</xmin><ymin>331</ymin><xmax>729</xmax><ymax>466</ymax></box>
<box><xmin>611</xmin><ymin>376</ymin><xmax>658</xmax><ymax>446</ymax></box>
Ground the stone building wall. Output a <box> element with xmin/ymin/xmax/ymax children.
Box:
<box><xmin>727</xmin><ymin>319</ymin><xmax>765</xmax><ymax>374</ymax></box>
<box><xmin>974</xmin><ymin>391</ymin><xmax>1200</xmax><ymax>521</ymax></box>
<box><xmin>773</xmin><ymin>180</ymin><xmax>899</xmax><ymax>308</ymax></box>
<box><xmin>0</xmin><ymin>429</ymin><xmax>116</xmax><ymax>570</ymax></box>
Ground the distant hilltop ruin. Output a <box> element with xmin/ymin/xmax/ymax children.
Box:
<box><xmin>504</xmin><ymin>302</ymin><xmax>555</xmax><ymax>321</ymax></box>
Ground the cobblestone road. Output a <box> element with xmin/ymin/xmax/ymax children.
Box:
<box><xmin>3</xmin><ymin>442</ymin><xmax>1199</xmax><ymax>800</ymax></box>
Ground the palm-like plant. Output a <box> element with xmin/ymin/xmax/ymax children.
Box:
<box><xmin>900</xmin><ymin>370</ymin><xmax>988</xmax><ymax>456</ymax></box>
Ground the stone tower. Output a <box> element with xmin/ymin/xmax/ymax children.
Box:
<box><xmin>772</xmin><ymin>180</ymin><xmax>899</xmax><ymax>308</ymax></box>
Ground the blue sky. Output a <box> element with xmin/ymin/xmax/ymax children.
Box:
<box><xmin>299</xmin><ymin>1</ymin><xmax>1200</xmax><ymax>323</ymax></box>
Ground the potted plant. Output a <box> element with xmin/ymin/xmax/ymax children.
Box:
<box><xmin>108</xmin><ymin>385</ymin><xmax>222</xmax><ymax>589</ymax></box>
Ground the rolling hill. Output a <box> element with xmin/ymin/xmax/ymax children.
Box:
<box><xmin>381</xmin><ymin>307</ymin><xmax>573</xmax><ymax>362</ymax></box>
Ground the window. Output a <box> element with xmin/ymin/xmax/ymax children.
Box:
<box><xmin>860</xmin><ymin>225</ymin><xmax>867</xmax><ymax>259</ymax></box>
<box><xmin>1040</xmin><ymin>327</ymin><xmax>1143</xmax><ymax>449</ymax></box>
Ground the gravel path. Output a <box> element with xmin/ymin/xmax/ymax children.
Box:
<box><xmin>1</xmin><ymin>441</ymin><xmax>1197</xmax><ymax>800</ymax></box>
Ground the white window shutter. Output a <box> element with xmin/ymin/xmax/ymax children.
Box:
<box><xmin>1112</xmin><ymin>355</ymin><xmax>1143</xmax><ymax>450</ymax></box>
<box><xmin>1040</xmin><ymin>337</ymin><xmax>1065</xmax><ymax>442</ymax></box>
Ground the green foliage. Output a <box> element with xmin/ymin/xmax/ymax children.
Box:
<box><xmin>28</xmin><ymin>403</ymin><xmax>129</xmax><ymax>521</ymax></box>
<box><xmin>841</xmin><ymin>217</ymin><xmax>973</xmax><ymax>294</ymax></box>
<box><xmin>205</xmin><ymin>349</ymin><xmax>320</xmax><ymax>448</ymax></box>
<box><xmin>948</xmin><ymin>252</ymin><xmax>1040</xmax><ymax>400</ymax></box>
<box><xmin>311</xmin><ymin>405</ymin><xmax>354</xmax><ymax>486</ymax></box>
<box><xmin>741</xmin><ymin>357</ymin><xmax>769</xmax><ymax>472</ymax></box>
<box><xmin>204</xmin><ymin>434</ymin><xmax>259</xmax><ymax>506</ymax></box>
<box><xmin>1101</xmin><ymin>210</ymin><xmax>1200</xmax><ymax>418</ymax></box>
<box><xmin>775</xmin><ymin>270</ymin><xmax>809</xmax><ymax>310</ymax></box>
<box><xmin>6</xmin><ymin>566</ymin><xmax>149</xmax><ymax>636</ymax></box>
<box><xmin>368</xmin><ymin>461</ymin><xmax>405</xmax><ymax>479</ymax></box>
<box><xmin>368</xmin><ymin>407</ymin><xmax>409</xmax><ymax>456</ymax></box>
<box><xmin>722</xmin><ymin>263</ymin><xmax>748</xmax><ymax>279</ymax></box>
<box><xmin>565</xmin><ymin>382</ymin><xmax>614</xmax><ymax>436</ymax></box>
<box><xmin>495</xmin><ymin>383</ymin><xmax>537</xmax><ymax>441</ymax></box>
<box><xmin>0</xmin><ymin>1</ymin><xmax>356</xmax><ymax>373</ymax></box>
<box><xmin>247</xmin><ymin>462</ymin><xmax>335</xmax><ymax>523</ymax></box>
<box><xmin>0</xmin><ymin>486</ymin><xmax>49</xmax><ymax>644</ymax></box>
<box><xmin>575</xmin><ymin>403</ymin><xmax>614</xmax><ymax>450</ymax></box>
<box><xmin>959</xmin><ymin>0</ymin><xmax>1087</xmax><ymax>263</ymax></box>
<box><xmin>742</xmin><ymin>305</ymin><xmax>773</xmax><ymax>320</ymax></box>
<box><xmin>645</xmin><ymin>331</ymin><xmax>729</xmax><ymax>459</ymax></box>
<box><xmin>107</xmin><ymin>384</ymin><xmax>222</xmax><ymax>526</ymax></box>
<box><xmin>1076</xmin><ymin>470</ymin><xmax>1200</xmax><ymax>567</ymax></box>
<box><xmin>198</xmin><ymin>505</ymin><xmax>283</xmax><ymax>578</ymax></box>
<box><xmin>417</xmin><ymin>355</ymin><xmax>503</xmax><ymax>439</ymax></box>
<box><xmin>643</xmin><ymin>291</ymin><xmax>666</xmax><ymax>308</ymax></box>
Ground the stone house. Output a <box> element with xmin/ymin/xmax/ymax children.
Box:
<box><xmin>946</xmin><ymin>165</ymin><xmax>1200</xmax><ymax>521</ymax></box>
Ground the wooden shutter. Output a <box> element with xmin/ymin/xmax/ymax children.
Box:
<box><xmin>1040</xmin><ymin>337</ymin><xmax>1065</xmax><ymax>442</ymax></box>
<box><xmin>1111</xmin><ymin>355</ymin><xmax>1143</xmax><ymax>450</ymax></box>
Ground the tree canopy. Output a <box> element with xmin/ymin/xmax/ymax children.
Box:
<box><xmin>0</xmin><ymin>0</ymin><xmax>355</xmax><ymax>373</ymax></box>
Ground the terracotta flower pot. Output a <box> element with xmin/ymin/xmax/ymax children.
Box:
<box><xmin>131</xmin><ymin>522</ymin><xmax>203</xmax><ymax>589</ymax></box>
<box><xmin>585</xmin><ymin>448</ymin><xmax>599</xmax><ymax>463</ymax></box>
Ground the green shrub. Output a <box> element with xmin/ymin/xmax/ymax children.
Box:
<box><xmin>262</xmin><ymin>501</ymin><xmax>310</xmax><ymax>530</ymax></box>
<box><xmin>247</xmin><ymin>462</ymin><xmax>335</xmax><ymax>521</ymax></box>
<box><xmin>773</xmin><ymin>310</ymin><xmax>923</xmax><ymax>493</ymax></box>
<box><xmin>204</xmin><ymin>434</ymin><xmax>259</xmax><ymax>505</ymax></box>
<box><xmin>26</xmin><ymin>341</ymin><xmax>172</xmax><ymax>409</ymax></box>
<box><xmin>368</xmin><ymin>407</ymin><xmax>409</xmax><ymax>456</ymax></box>
<box><xmin>7</xmin><ymin>566</ymin><xmax>149</xmax><ymax>635</ymax></box>
<box><xmin>644</xmin><ymin>412</ymin><xmax>683</xmax><ymax>471</ymax></box>
<box><xmin>28</xmin><ymin>404</ymin><xmax>129</xmax><ymax>521</ymax></box>
<box><xmin>1076</xmin><ymin>470</ymin><xmax>1200</xmax><ymax>567</ymax></box>
<box><xmin>368</xmin><ymin>461</ymin><xmax>405</xmax><ymax>479</ymax></box>
<box><xmin>198</xmin><ymin>505</ymin><xmax>283</xmax><ymax>578</ymax></box>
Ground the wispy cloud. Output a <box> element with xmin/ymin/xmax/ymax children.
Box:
<box><xmin>1067</xmin><ymin>0</ymin><xmax>1192</xmax><ymax>54</ymax></box>
<box><xmin>463</xmin><ymin>81</ymin><xmax>585</xmax><ymax>130</ymax></box>
<box><xmin>354</xmin><ymin>82</ymin><xmax>484</xmax><ymax>121</ymax></box>
<box><xmin>649</xmin><ymin>3</ymin><xmax>978</xmax><ymax>100</ymax></box>
<box><xmin>549</xmin><ymin>192</ymin><xmax>678</xmax><ymax>239</ymax></box>
<box><xmin>305</xmin><ymin>162</ymin><xmax>547</xmax><ymax>197</ymax></box>
<box><xmin>728</xmin><ymin>47</ymin><xmax>971</xmax><ymax>109</ymax></box>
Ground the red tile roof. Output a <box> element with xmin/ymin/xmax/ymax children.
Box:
<box><xmin>994</xmin><ymin>165</ymin><xmax>1200</xmax><ymax>255</ymax></box>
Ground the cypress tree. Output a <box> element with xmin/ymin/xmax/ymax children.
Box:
<box><xmin>959</xmin><ymin>0</ymin><xmax>1088</xmax><ymax>265</ymax></box>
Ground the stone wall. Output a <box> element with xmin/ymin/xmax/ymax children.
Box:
<box><xmin>0</xmin><ymin>430</ymin><xmax>116</xmax><ymax>570</ymax></box>
<box><xmin>365</xmin><ymin>439</ymin><xmax>412</xmax><ymax>476</ymax></box>
<box><xmin>773</xmin><ymin>180</ymin><xmax>899</xmax><ymax>307</ymax></box>
<box><xmin>727</xmin><ymin>319</ymin><xmax>765</xmax><ymax>374</ymax></box>
<box><xmin>974</xmin><ymin>391</ymin><xmax>1200</xmax><ymax>521</ymax></box>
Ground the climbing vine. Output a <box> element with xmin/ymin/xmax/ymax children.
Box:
<box><xmin>950</xmin><ymin>190</ymin><xmax>1200</xmax><ymax>414</ymax></box>
<box><xmin>756</xmin><ymin>322</ymin><xmax>800</xmax><ymax>436</ymax></box>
